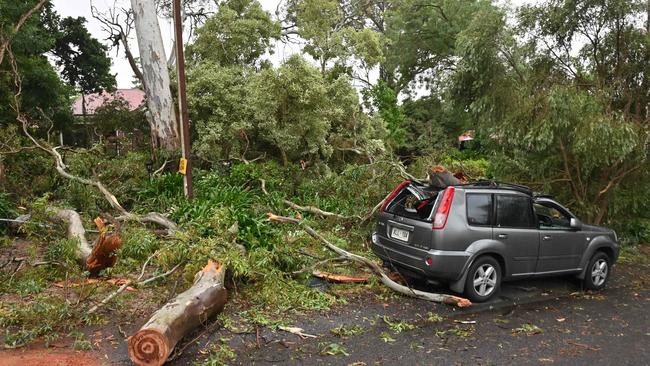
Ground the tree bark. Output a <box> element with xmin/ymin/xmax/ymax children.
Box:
<box><xmin>131</xmin><ymin>0</ymin><xmax>180</xmax><ymax>151</ymax></box>
<box><xmin>50</xmin><ymin>208</ymin><xmax>93</xmax><ymax>265</ymax></box>
<box><xmin>128</xmin><ymin>260</ymin><xmax>227</xmax><ymax>366</ymax></box>
<box><xmin>48</xmin><ymin>208</ymin><xmax>123</xmax><ymax>274</ymax></box>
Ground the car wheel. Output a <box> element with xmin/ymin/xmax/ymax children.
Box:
<box><xmin>584</xmin><ymin>252</ymin><xmax>611</xmax><ymax>290</ymax></box>
<box><xmin>464</xmin><ymin>256</ymin><xmax>501</xmax><ymax>302</ymax></box>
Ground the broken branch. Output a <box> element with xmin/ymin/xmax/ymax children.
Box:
<box><xmin>267</xmin><ymin>213</ymin><xmax>471</xmax><ymax>308</ymax></box>
<box><xmin>259</xmin><ymin>179</ymin><xmax>356</xmax><ymax>220</ymax></box>
<box><xmin>87</xmin><ymin>260</ymin><xmax>181</xmax><ymax>315</ymax></box>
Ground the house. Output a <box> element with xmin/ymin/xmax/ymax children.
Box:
<box><xmin>70</xmin><ymin>89</ymin><xmax>148</xmax><ymax>152</ymax></box>
<box><xmin>72</xmin><ymin>88</ymin><xmax>146</xmax><ymax>116</ymax></box>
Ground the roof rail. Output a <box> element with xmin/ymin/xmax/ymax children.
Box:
<box><xmin>459</xmin><ymin>180</ymin><xmax>534</xmax><ymax>196</ymax></box>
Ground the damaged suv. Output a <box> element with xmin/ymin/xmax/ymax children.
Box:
<box><xmin>371</xmin><ymin>180</ymin><xmax>619</xmax><ymax>302</ymax></box>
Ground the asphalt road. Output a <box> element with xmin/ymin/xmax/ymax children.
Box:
<box><xmin>228</xmin><ymin>262</ymin><xmax>650</xmax><ymax>366</ymax></box>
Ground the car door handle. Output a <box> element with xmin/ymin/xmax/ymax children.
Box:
<box><xmin>498</xmin><ymin>234</ymin><xmax>508</xmax><ymax>239</ymax></box>
<box><xmin>542</xmin><ymin>235</ymin><xmax>552</xmax><ymax>241</ymax></box>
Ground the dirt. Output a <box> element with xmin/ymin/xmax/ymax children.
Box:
<box><xmin>0</xmin><ymin>348</ymin><xmax>102</xmax><ymax>366</ymax></box>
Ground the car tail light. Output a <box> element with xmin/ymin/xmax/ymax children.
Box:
<box><xmin>379</xmin><ymin>180</ymin><xmax>410</xmax><ymax>213</ymax></box>
<box><xmin>432</xmin><ymin>187</ymin><xmax>455</xmax><ymax>230</ymax></box>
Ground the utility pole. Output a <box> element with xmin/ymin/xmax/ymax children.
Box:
<box><xmin>173</xmin><ymin>0</ymin><xmax>193</xmax><ymax>199</ymax></box>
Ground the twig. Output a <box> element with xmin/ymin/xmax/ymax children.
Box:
<box><xmin>87</xmin><ymin>262</ymin><xmax>182</xmax><ymax>314</ymax></box>
<box><xmin>152</xmin><ymin>159</ymin><xmax>170</xmax><ymax>176</ymax></box>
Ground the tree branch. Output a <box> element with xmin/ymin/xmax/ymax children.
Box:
<box><xmin>267</xmin><ymin>213</ymin><xmax>471</xmax><ymax>307</ymax></box>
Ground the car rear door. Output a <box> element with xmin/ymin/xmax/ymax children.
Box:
<box><xmin>494</xmin><ymin>194</ymin><xmax>540</xmax><ymax>276</ymax></box>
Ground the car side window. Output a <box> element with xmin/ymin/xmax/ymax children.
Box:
<box><xmin>496</xmin><ymin>195</ymin><xmax>535</xmax><ymax>228</ymax></box>
<box><xmin>467</xmin><ymin>194</ymin><xmax>492</xmax><ymax>226</ymax></box>
<box><xmin>534</xmin><ymin>203</ymin><xmax>571</xmax><ymax>230</ymax></box>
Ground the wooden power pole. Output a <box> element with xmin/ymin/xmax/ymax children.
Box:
<box><xmin>173</xmin><ymin>0</ymin><xmax>193</xmax><ymax>199</ymax></box>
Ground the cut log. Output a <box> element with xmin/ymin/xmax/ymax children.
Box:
<box><xmin>128</xmin><ymin>260</ymin><xmax>228</xmax><ymax>366</ymax></box>
<box><xmin>427</xmin><ymin>165</ymin><xmax>462</xmax><ymax>189</ymax></box>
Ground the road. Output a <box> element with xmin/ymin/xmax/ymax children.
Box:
<box><xmin>230</xmin><ymin>261</ymin><xmax>650</xmax><ymax>366</ymax></box>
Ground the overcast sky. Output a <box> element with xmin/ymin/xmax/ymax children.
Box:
<box><xmin>51</xmin><ymin>0</ymin><xmax>296</xmax><ymax>88</ymax></box>
<box><xmin>52</xmin><ymin>0</ymin><xmax>531</xmax><ymax>89</ymax></box>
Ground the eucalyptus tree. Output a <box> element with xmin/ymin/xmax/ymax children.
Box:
<box><xmin>131</xmin><ymin>0</ymin><xmax>179</xmax><ymax>151</ymax></box>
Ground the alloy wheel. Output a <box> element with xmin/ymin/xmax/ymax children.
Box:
<box><xmin>473</xmin><ymin>264</ymin><xmax>497</xmax><ymax>296</ymax></box>
<box><xmin>591</xmin><ymin>258</ymin><xmax>608</xmax><ymax>287</ymax></box>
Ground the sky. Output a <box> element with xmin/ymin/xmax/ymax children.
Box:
<box><xmin>52</xmin><ymin>0</ymin><xmax>532</xmax><ymax>89</ymax></box>
<box><xmin>51</xmin><ymin>0</ymin><xmax>297</xmax><ymax>88</ymax></box>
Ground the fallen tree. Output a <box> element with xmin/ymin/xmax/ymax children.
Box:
<box><xmin>128</xmin><ymin>260</ymin><xmax>228</xmax><ymax>366</ymax></box>
<box><xmin>267</xmin><ymin>213</ymin><xmax>471</xmax><ymax>307</ymax></box>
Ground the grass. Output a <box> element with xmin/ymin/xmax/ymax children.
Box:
<box><xmin>618</xmin><ymin>244</ymin><xmax>649</xmax><ymax>264</ymax></box>
<box><xmin>0</xmin><ymin>295</ymin><xmax>81</xmax><ymax>348</ymax></box>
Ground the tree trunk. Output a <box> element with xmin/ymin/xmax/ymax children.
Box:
<box><xmin>128</xmin><ymin>260</ymin><xmax>227</xmax><ymax>366</ymax></box>
<box><xmin>130</xmin><ymin>0</ymin><xmax>180</xmax><ymax>151</ymax></box>
<box><xmin>51</xmin><ymin>208</ymin><xmax>93</xmax><ymax>265</ymax></box>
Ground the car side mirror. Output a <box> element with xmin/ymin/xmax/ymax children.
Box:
<box><xmin>570</xmin><ymin>218</ymin><xmax>582</xmax><ymax>230</ymax></box>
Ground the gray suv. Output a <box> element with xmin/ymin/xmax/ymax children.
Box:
<box><xmin>371</xmin><ymin>180</ymin><xmax>619</xmax><ymax>302</ymax></box>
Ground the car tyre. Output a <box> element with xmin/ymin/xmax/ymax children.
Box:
<box><xmin>584</xmin><ymin>252</ymin><xmax>611</xmax><ymax>290</ymax></box>
<box><xmin>464</xmin><ymin>256</ymin><xmax>501</xmax><ymax>302</ymax></box>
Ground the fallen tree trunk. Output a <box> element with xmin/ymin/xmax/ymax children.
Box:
<box><xmin>128</xmin><ymin>260</ymin><xmax>227</xmax><ymax>366</ymax></box>
<box><xmin>267</xmin><ymin>213</ymin><xmax>471</xmax><ymax>308</ymax></box>
<box><xmin>50</xmin><ymin>208</ymin><xmax>93</xmax><ymax>265</ymax></box>
<box><xmin>18</xmin><ymin>115</ymin><xmax>176</xmax><ymax>234</ymax></box>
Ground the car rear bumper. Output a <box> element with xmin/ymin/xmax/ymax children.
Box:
<box><xmin>371</xmin><ymin>232</ymin><xmax>470</xmax><ymax>281</ymax></box>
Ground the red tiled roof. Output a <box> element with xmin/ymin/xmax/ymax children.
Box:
<box><xmin>72</xmin><ymin>89</ymin><xmax>146</xmax><ymax>115</ymax></box>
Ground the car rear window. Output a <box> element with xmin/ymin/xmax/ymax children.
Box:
<box><xmin>467</xmin><ymin>194</ymin><xmax>492</xmax><ymax>226</ymax></box>
<box><xmin>496</xmin><ymin>195</ymin><xmax>535</xmax><ymax>228</ymax></box>
<box><xmin>385</xmin><ymin>183</ymin><xmax>438</xmax><ymax>221</ymax></box>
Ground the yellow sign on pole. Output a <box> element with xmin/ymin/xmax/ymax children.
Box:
<box><xmin>178</xmin><ymin>158</ymin><xmax>187</xmax><ymax>175</ymax></box>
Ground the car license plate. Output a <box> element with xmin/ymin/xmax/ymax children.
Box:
<box><xmin>391</xmin><ymin>227</ymin><xmax>409</xmax><ymax>242</ymax></box>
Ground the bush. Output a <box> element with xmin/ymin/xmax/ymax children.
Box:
<box><xmin>0</xmin><ymin>192</ymin><xmax>15</xmax><ymax>234</ymax></box>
